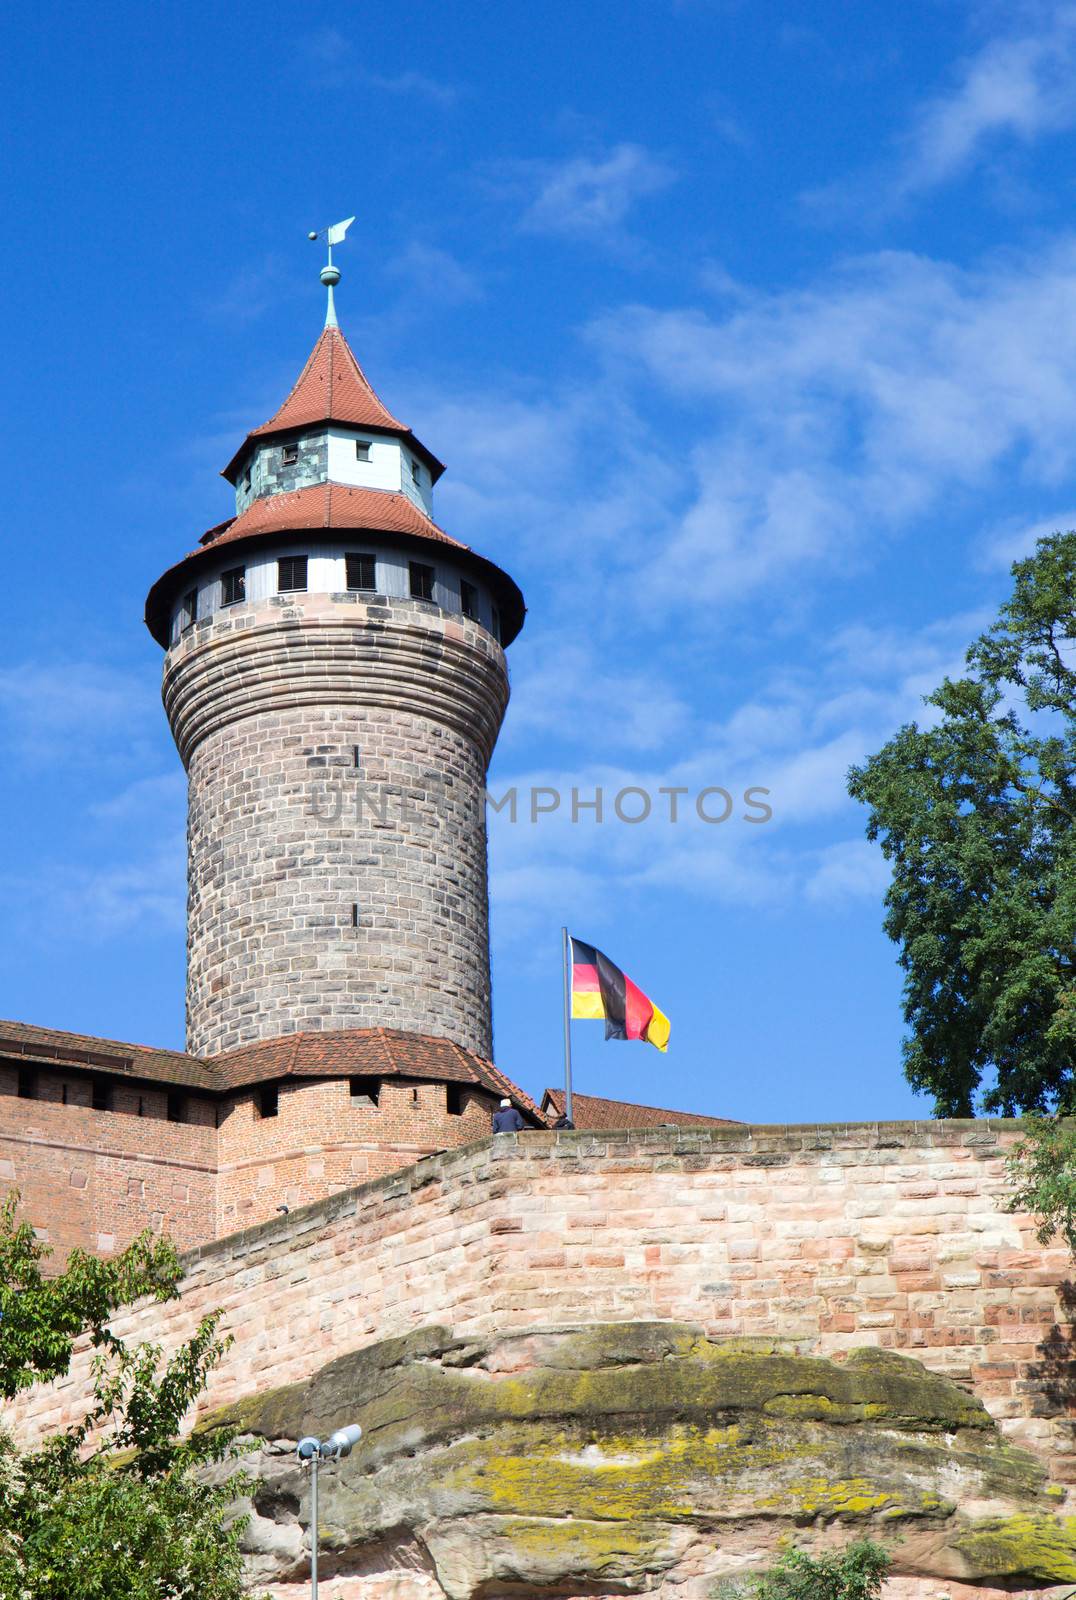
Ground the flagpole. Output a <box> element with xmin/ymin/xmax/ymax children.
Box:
<box><xmin>561</xmin><ymin>926</ymin><xmax>574</xmax><ymax>1125</ymax></box>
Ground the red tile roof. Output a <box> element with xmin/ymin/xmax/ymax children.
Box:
<box><xmin>0</xmin><ymin>1018</ymin><xmax>218</xmax><ymax>1091</ymax></box>
<box><xmin>0</xmin><ymin>1019</ymin><xmax>543</xmax><ymax>1123</ymax></box>
<box><xmin>221</xmin><ymin>325</ymin><xmax>445</xmax><ymax>485</ymax></box>
<box><xmin>199</xmin><ymin>483</ymin><xmax>465</xmax><ymax>553</ymax></box>
<box><xmin>214</xmin><ymin>1029</ymin><xmax>546</xmax><ymax>1125</ymax></box>
<box><xmin>542</xmin><ymin>1088</ymin><xmax>741</xmax><ymax>1131</ymax></box>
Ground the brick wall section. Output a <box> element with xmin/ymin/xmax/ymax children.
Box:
<box><xmin>0</xmin><ymin>1061</ymin><xmax>506</xmax><ymax>1252</ymax></box>
<box><xmin>164</xmin><ymin>593</ymin><xmax>509</xmax><ymax>1058</ymax></box>
<box><xmin>215</xmin><ymin>1075</ymin><xmax>498</xmax><ymax>1233</ymax></box>
<box><xmin>10</xmin><ymin>1121</ymin><xmax>1076</xmax><ymax>1492</ymax></box>
<box><xmin>0</xmin><ymin>1064</ymin><xmax>216</xmax><ymax>1258</ymax></box>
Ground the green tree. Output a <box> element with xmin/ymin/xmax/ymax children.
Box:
<box><xmin>848</xmin><ymin>532</ymin><xmax>1076</xmax><ymax>1116</ymax></box>
<box><xmin>0</xmin><ymin>1195</ymin><xmax>262</xmax><ymax>1600</ymax></box>
<box><xmin>716</xmin><ymin>1539</ymin><xmax>891</xmax><ymax>1600</ymax></box>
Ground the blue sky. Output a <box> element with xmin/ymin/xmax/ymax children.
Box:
<box><xmin>4</xmin><ymin>0</ymin><xmax>1076</xmax><ymax>1121</ymax></box>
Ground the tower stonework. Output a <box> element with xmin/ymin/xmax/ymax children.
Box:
<box><xmin>146</xmin><ymin>295</ymin><xmax>524</xmax><ymax>1061</ymax></box>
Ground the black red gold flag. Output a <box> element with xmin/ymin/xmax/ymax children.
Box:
<box><xmin>569</xmin><ymin>936</ymin><xmax>671</xmax><ymax>1052</ymax></box>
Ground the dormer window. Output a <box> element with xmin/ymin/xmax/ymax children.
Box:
<box><xmin>346</xmin><ymin>553</ymin><xmax>376</xmax><ymax>592</ymax></box>
<box><xmin>411</xmin><ymin>459</ymin><xmax>421</xmax><ymax>483</ymax></box>
<box><xmin>278</xmin><ymin>556</ymin><xmax>308</xmax><ymax>593</ymax></box>
<box><xmin>221</xmin><ymin>567</ymin><xmax>245</xmax><ymax>607</ymax></box>
<box><xmin>355</xmin><ymin>441</ymin><xmax>371</xmax><ymax>462</ymax></box>
<box><xmin>242</xmin><ymin>467</ymin><xmax>251</xmax><ymax>492</ymax></box>
<box><xmin>281</xmin><ymin>443</ymin><xmax>299</xmax><ymax>466</ymax></box>
<box><xmin>460</xmin><ymin>580</ymin><xmax>478</xmax><ymax>622</ymax></box>
<box><xmin>409</xmin><ymin>562</ymin><xmax>434</xmax><ymax>602</ymax></box>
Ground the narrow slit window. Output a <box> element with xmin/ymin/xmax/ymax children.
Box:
<box><xmin>460</xmin><ymin>580</ymin><xmax>478</xmax><ymax>621</ymax></box>
<box><xmin>281</xmin><ymin>442</ymin><xmax>299</xmax><ymax>466</ymax></box>
<box><xmin>16</xmin><ymin>1068</ymin><xmax>34</xmax><ymax>1100</ymax></box>
<box><xmin>355</xmin><ymin>440</ymin><xmax>371</xmax><ymax>462</ymax></box>
<box><xmin>181</xmin><ymin>589</ymin><xmax>198</xmax><ymax>630</ymax></box>
<box><xmin>258</xmin><ymin>1085</ymin><xmax>278</xmax><ymax>1118</ymax></box>
<box><xmin>242</xmin><ymin>467</ymin><xmax>251</xmax><ymax>491</ymax></box>
<box><xmin>167</xmin><ymin>1091</ymin><xmax>185</xmax><ymax>1124</ymax></box>
<box><xmin>409</xmin><ymin>562</ymin><xmax>434</xmax><ymax>602</ymax></box>
<box><xmin>278</xmin><ymin>556</ymin><xmax>308</xmax><ymax>593</ymax></box>
<box><xmin>491</xmin><ymin>606</ymin><xmax>502</xmax><ymax>644</ymax></box>
<box><xmin>411</xmin><ymin>459</ymin><xmax>421</xmax><ymax>483</ymax></box>
<box><xmin>346</xmin><ymin>553</ymin><xmax>376</xmax><ymax>592</ymax></box>
<box><xmin>221</xmin><ymin>567</ymin><xmax>246</xmax><ymax>606</ymax></box>
<box><xmin>349</xmin><ymin>1076</ymin><xmax>380</xmax><ymax>1108</ymax></box>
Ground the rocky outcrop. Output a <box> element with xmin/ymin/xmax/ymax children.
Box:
<box><xmin>202</xmin><ymin>1322</ymin><xmax>1076</xmax><ymax>1599</ymax></box>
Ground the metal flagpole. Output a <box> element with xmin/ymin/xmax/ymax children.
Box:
<box><xmin>561</xmin><ymin>925</ymin><xmax>574</xmax><ymax>1125</ymax></box>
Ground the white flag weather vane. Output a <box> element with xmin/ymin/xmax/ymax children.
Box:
<box><xmin>308</xmin><ymin>216</ymin><xmax>356</xmax><ymax>327</ymax></box>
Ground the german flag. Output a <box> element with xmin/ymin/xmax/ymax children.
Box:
<box><xmin>569</xmin><ymin>937</ymin><xmax>671</xmax><ymax>1053</ymax></box>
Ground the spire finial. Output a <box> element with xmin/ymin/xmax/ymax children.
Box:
<box><xmin>307</xmin><ymin>216</ymin><xmax>356</xmax><ymax>329</ymax></box>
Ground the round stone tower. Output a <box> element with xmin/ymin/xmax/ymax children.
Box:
<box><xmin>145</xmin><ymin>270</ymin><xmax>524</xmax><ymax>1063</ymax></box>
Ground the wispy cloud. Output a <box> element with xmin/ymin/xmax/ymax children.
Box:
<box><xmin>585</xmin><ymin>239</ymin><xmax>1076</xmax><ymax>606</ymax></box>
<box><xmin>510</xmin><ymin>143</ymin><xmax>676</xmax><ymax>240</ymax></box>
<box><xmin>807</xmin><ymin>4</ymin><xmax>1076</xmax><ymax>215</ymax></box>
<box><xmin>384</xmin><ymin>242</ymin><xmax>482</xmax><ymax>306</ymax></box>
<box><xmin>0</xmin><ymin>663</ymin><xmax>159</xmax><ymax>767</ymax></box>
<box><xmin>302</xmin><ymin>29</ymin><xmax>459</xmax><ymax>105</ymax></box>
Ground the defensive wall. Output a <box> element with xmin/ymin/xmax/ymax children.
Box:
<box><xmin>0</xmin><ymin>1054</ymin><xmax>502</xmax><ymax>1255</ymax></box>
<box><xmin>11</xmin><ymin>1118</ymin><xmax>1076</xmax><ymax>1492</ymax></box>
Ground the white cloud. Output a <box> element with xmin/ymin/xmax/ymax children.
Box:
<box><xmin>384</xmin><ymin>242</ymin><xmax>482</xmax><ymax>306</ymax></box>
<box><xmin>585</xmin><ymin>240</ymin><xmax>1076</xmax><ymax>605</ymax></box>
<box><xmin>515</xmin><ymin>144</ymin><xmax>676</xmax><ymax>238</ymax></box>
<box><xmin>806</xmin><ymin>5</ymin><xmax>1076</xmax><ymax>213</ymax></box>
<box><xmin>978</xmin><ymin>507</ymin><xmax>1076</xmax><ymax>569</ymax></box>
<box><xmin>897</xmin><ymin>8</ymin><xmax>1076</xmax><ymax>197</ymax></box>
<box><xmin>0</xmin><ymin>663</ymin><xmax>159</xmax><ymax>765</ymax></box>
<box><xmin>805</xmin><ymin>839</ymin><xmax>890</xmax><ymax>907</ymax></box>
<box><xmin>302</xmin><ymin>29</ymin><xmax>459</xmax><ymax>105</ymax></box>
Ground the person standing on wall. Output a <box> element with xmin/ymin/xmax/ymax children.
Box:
<box><xmin>492</xmin><ymin>1098</ymin><xmax>525</xmax><ymax>1133</ymax></box>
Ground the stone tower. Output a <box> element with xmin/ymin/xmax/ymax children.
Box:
<box><xmin>145</xmin><ymin>263</ymin><xmax>524</xmax><ymax>1062</ymax></box>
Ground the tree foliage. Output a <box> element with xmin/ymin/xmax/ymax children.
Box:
<box><xmin>717</xmin><ymin>1539</ymin><xmax>891</xmax><ymax>1600</ymax></box>
<box><xmin>0</xmin><ymin>1194</ymin><xmax>262</xmax><ymax>1600</ymax></box>
<box><xmin>1005</xmin><ymin>1114</ymin><xmax>1076</xmax><ymax>1252</ymax></box>
<box><xmin>848</xmin><ymin>532</ymin><xmax>1076</xmax><ymax>1116</ymax></box>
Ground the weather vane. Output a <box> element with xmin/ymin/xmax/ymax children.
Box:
<box><xmin>307</xmin><ymin>215</ymin><xmax>356</xmax><ymax>328</ymax></box>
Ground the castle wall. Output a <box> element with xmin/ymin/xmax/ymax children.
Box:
<box><xmin>0</xmin><ymin>1064</ymin><xmax>217</xmax><ymax>1257</ymax></box>
<box><xmin>164</xmin><ymin>593</ymin><xmax>508</xmax><ymax>1058</ymax></box>
<box><xmin>214</xmin><ymin>1075</ymin><xmax>498</xmax><ymax>1234</ymax></box>
<box><xmin>11</xmin><ymin>1120</ymin><xmax>1076</xmax><ymax>1493</ymax></box>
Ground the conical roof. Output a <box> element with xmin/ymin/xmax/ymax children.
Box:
<box><xmin>221</xmin><ymin>324</ymin><xmax>444</xmax><ymax>485</ymax></box>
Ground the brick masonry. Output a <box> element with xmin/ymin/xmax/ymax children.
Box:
<box><xmin>0</xmin><ymin>1059</ymin><xmax>501</xmax><ymax>1254</ymax></box>
<box><xmin>164</xmin><ymin>592</ymin><xmax>509</xmax><ymax>1059</ymax></box>
<box><xmin>10</xmin><ymin>1120</ymin><xmax>1076</xmax><ymax>1498</ymax></box>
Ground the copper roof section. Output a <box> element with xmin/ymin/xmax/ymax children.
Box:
<box><xmin>199</xmin><ymin>483</ymin><xmax>466</xmax><ymax>552</ymax></box>
<box><xmin>541</xmin><ymin>1088</ymin><xmax>741</xmax><ymax>1131</ymax></box>
<box><xmin>221</xmin><ymin>325</ymin><xmax>445</xmax><ymax>485</ymax></box>
<box><xmin>0</xmin><ymin>1019</ymin><xmax>543</xmax><ymax>1122</ymax></box>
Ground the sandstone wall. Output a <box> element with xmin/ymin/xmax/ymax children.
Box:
<box><xmin>12</xmin><ymin>1120</ymin><xmax>1075</xmax><ymax>1493</ymax></box>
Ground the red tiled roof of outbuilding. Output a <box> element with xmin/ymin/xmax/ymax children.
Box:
<box><xmin>0</xmin><ymin>1018</ymin><xmax>544</xmax><ymax>1123</ymax></box>
<box><xmin>212</xmin><ymin>1028</ymin><xmax>545</xmax><ymax>1123</ymax></box>
<box><xmin>198</xmin><ymin>482</ymin><xmax>466</xmax><ymax>552</ymax></box>
<box><xmin>221</xmin><ymin>324</ymin><xmax>445</xmax><ymax>485</ymax></box>
<box><xmin>542</xmin><ymin>1088</ymin><xmax>740</xmax><ymax>1130</ymax></box>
